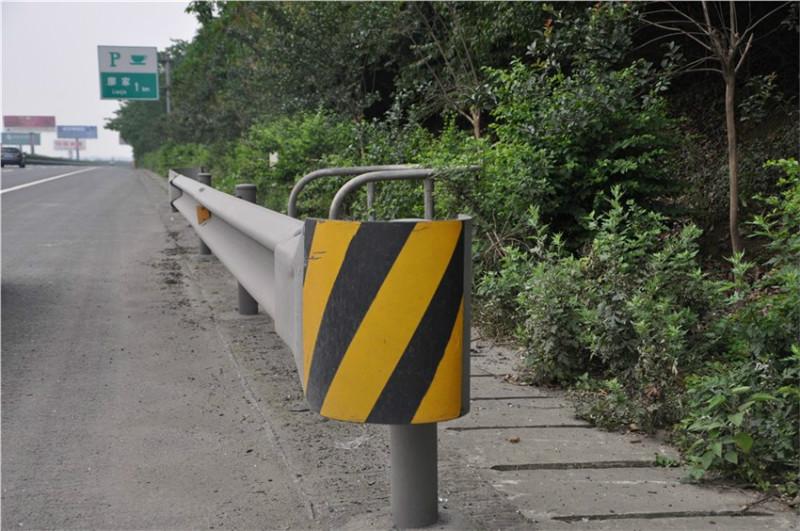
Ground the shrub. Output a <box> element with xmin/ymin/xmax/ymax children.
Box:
<box><xmin>216</xmin><ymin>111</ymin><xmax>355</xmax><ymax>212</ymax></box>
<box><xmin>485</xmin><ymin>55</ymin><xmax>678</xmax><ymax>243</ymax></box>
<box><xmin>512</xmin><ymin>188</ymin><xmax>716</xmax><ymax>429</ymax></box>
<box><xmin>676</xmin><ymin>351</ymin><xmax>799</xmax><ymax>492</ymax></box>
<box><xmin>675</xmin><ymin>159</ymin><xmax>800</xmax><ymax>492</ymax></box>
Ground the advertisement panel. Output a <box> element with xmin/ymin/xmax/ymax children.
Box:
<box><xmin>57</xmin><ymin>125</ymin><xmax>98</xmax><ymax>139</ymax></box>
<box><xmin>3</xmin><ymin>115</ymin><xmax>56</xmax><ymax>132</ymax></box>
<box><xmin>2</xmin><ymin>132</ymin><xmax>41</xmax><ymax>145</ymax></box>
<box><xmin>54</xmin><ymin>139</ymin><xmax>87</xmax><ymax>150</ymax></box>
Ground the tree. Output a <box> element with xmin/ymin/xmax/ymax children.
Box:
<box><xmin>642</xmin><ymin>1</ymin><xmax>791</xmax><ymax>255</ymax></box>
<box><xmin>396</xmin><ymin>2</ymin><xmax>542</xmax><ymax>138</ymax></box>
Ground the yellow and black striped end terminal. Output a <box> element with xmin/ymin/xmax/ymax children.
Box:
<box><xmin>302</xmin><ymin>218</ymin><xmax>468</xmax><ymax>424</ymax></box>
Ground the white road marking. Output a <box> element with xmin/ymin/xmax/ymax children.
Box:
<box><xmin>0</xmin><ymin>167</ymin><xmax>97</xmax><ymax>194</ymax></box>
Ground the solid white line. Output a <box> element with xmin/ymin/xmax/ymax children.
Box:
<box><xmin>0</xmin><ymin>167</ymin><xmax>97</xmax><ymax>194</ymax></box>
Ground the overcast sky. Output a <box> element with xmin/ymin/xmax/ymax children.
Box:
<box><xmin>2</xmin><ymin>2</ymin><xmax>198</xmax><ymax>160</ymax></box>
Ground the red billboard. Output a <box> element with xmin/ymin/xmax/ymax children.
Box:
<box><xmin>3</xmin><ymin>115</ymin><xmax>56</xmax><ymax>132</ymax></box>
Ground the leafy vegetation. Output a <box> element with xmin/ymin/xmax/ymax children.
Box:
<box><xmin>106</xmin><ymin>2</ymin><xmax>798</xmax><ymax>494</ymax></box>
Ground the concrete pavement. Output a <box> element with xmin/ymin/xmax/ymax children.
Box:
<box><xmin>2</xmin><ymin>167</ymin><xmax>312</xmax><ymax>529</ymax></box>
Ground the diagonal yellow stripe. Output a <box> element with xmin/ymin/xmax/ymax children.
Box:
<box><xmin>303</xmin><ymin>220</ymin><xmax>360</xmax><ymax>389</ymax></box>
<box><xmin>320</xmin><ymin>220</ymin><xmax>462</xmax><ymax>422</ymax></box>
<box><xmin>412</xmin><ymin>300</ymin><xmax>464</xmax><ymax>423</ymax></box>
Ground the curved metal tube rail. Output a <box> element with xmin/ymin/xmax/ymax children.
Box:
<box><xmin>328</xmin><ymin>169</ymin><xmax>437</xmax><ymax>219</ymax></box>
<box><xmin>287</xmin><ymin>165</ymin><xmax>414</xmax><ymax>218</ymax></box>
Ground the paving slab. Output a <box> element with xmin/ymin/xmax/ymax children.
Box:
<box><xmin>540</xmin><ymin>513</ymin><xmax>797</xmax><ymax>531</ymax></box>
<box><xmin>489</xmin><ymin>467</ymin><xmax>761</xmax><ymax>517</ymax></box>
<box><xmin>443</xmin><ymin>425</ymin><xmax>677</xmax><ymax>468</ymax></box>
<box><xmin>450</xmin><ymin>388</ymin><xmax>587</xmax><ymax>428</ymax></box>
<box><xmin>442</xmin><ymin>335</ymin><xmax>798</xmax><ymax>530</ymax></box>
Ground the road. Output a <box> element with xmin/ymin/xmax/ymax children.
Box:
<box><xmin>1</xmin><ymin>167</ymin><xmax>312</xmax><ymax>529</ymax></box>
<box><xmin>2</xmin><ymin>166</ymin><xmax>795</xmax><ymax>530</ymax></box>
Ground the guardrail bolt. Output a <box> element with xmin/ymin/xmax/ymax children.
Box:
<box><xmin>196</xmin><ymin>172</ymin><xmax>213</xmax><ymax>255</ymax></box>
<box><xmin>234</xmin><ymin>183</ymin><xmax>259</xmax><ymax>315</ymax></box>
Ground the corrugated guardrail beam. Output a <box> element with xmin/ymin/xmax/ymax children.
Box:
<box><xmin>169</xmin><ymin>172</ymin><xmax>305</xmax><ymax>373</ymax></box>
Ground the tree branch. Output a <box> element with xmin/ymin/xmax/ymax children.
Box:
<box><xmin>664</xmin><ymin>2</ymin><xmax>709</xmax><ymax>34</ymax></box>
<box><xmin>739</xmin><ymin>2</ymin><xmax>791</xmax><ymax>44</ymax></box>
<box><xmin>643</xmin><ymin>19</ymin><xmax>714</xmax><ymax>52</ymax></box>
<box><xmin>735</xmin><ymin>33</ymin><xmax>754</xmax><ymax>73</ymax></box>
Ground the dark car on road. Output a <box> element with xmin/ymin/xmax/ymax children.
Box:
<box><xmin>2</xmin><ymin>147</ymin><xmax>26</xmax><ymax>168</ymax></box>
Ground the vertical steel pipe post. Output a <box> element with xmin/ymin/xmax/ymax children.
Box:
<box><xmin>234</xmin><ymin>184</ymin><xmax>259</xmax><ymax>315</ymax></box>
<box><xmin>366</xmin><ymin>181</ymin><xmax>376</xmax><ymax>221</ymax></box>
<box><xmin>389</xmin><ymin>423</ymin><xmax>438</xmax><ymax>528</ymax></box>
<box><xmin>328</xmin><ymin>168</ymin><xmax>448</xmax><ymax>529</ymax></box>
<box><xmin>423</xmin><ymin>178</ymin><xmax>435</xmax><ymax>220</ymax></box>
<box><xmin>390</xmin><ymin>182</ymin><xmax>438</xmax><ymax>529</ymax></box>
<box><xmin>196</xmin><ymin>172</ymin><xmax>213</xmax><ymax>255</ymax></box>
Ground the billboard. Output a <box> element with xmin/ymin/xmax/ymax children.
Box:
<box><xmin>3</xmin><ymin>115</ymin><xmax>56</xmax><ymax>132</ymax></box>
<box><xmin>2</xmin><ymin>132</ymin><xmax>40</xmax><ymax>145</ymax></box>
<box><xmin>54</xmin><ymin>138</ymin><xmax>87</xmax><ymax>150</ymax></box>
<box><xmin>57</xmin><ymin>125</ymin><xmax>98</xmax><ymax>139</ymax></box>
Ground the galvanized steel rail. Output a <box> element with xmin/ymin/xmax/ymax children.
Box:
<box><xmin>168</xmin><ymin>170</ymin><xmax>304</xmax><ymax>372</ymax></box>
<box><xmin>169</xmin><ymin>166</ymin><xmax>474</xmax><ymax>529</ymax></box>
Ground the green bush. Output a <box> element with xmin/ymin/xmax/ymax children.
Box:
<box><xmin>676</xmin><ymin>351</ymin><xmax>799</xmax><ymax>492</ymax></box>
<box><xmin>675</xmin><ymin>159</ymin><xmax>800</xmax><ymax>492</ymax></box>
<box><xmin>508</xmin><ymin>188</ymin><xmax>716</xmax><ymax>430</ymax></box>
<box><xmin>484</xmin><ymin>55</ymin><xmax>678</xmax><ymax>245</ymax></box>
<box><xmin>214</xmin><ymin>111</ymin><xmax>355</xmax><ymax>213</ymax></box>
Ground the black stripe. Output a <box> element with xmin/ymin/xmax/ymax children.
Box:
<box><xmin>366</xmin><ymin>227</ymin><xmax>464</xmax><ymax>424</ymax></box>
<box><xmin>303</xmin><ymin>219</ymin><xmax>317</xmax><ymax>282</ymax></box>
<box><xmin>305</xmin><ymin>222</ymin><xmax>415</xmax><ymax>411</ymax></box>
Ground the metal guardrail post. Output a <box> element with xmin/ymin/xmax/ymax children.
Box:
<box><xmin>328</xmin><ymin>168</ymin><xmax>441</xmax><ymax>528</ymax></box>
<box><xmin>389</xmin><ymin>187</ymin><xmax>438</xmax><ymax>529</ymax></box>
<box><xmin>390</xmin><ymin>423</ymin><xmax>438</xmax><ymax>528</ymax></box>
<box><xmin>234</xmin><ymin>184</ymin><xmax>259</xmax><ymax>315</ymax></box>
<box><xmin>366</xmin><ymin>182</ymin><xmax>376</xmax><ymax>221</ymax></box>
<box><xmin>424</xmin><ymin>178</ymin><xmax>435</xmax><ymax>220</ymax></box>
<box><xmin>196</xmin><ymin>172</ymin><xmax>213</xmax><ymax>255</ymax></box>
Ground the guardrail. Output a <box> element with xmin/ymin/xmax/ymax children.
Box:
<box><xmin>169</xmin><ymin>166</ymin><xmax>473</xmax><ymax>528</ymax></box>
<box><xmin>23</xmin><ymin>154</ymin><xmax>121</xmax><ymax>167</ymax></box>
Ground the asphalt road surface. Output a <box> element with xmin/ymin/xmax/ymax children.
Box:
<box><xmin>5</xmin><ymin>166</ymin><xmax>794</xmax><ymax>530</ymax></box>
<box><xmin>1</xmin><ymin>167</ymin><xmax>312</xmax><ymax>529</ymax></box>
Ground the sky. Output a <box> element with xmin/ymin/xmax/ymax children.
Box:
<box><xmin>1</xmin><ymin>1</ymin><xmax>198</xmax><ymax>160</ymax></box>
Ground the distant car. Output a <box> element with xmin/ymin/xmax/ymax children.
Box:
<box><xmin>2</xmin><ymin>147</ymin><xmax>26</xmax><ymax>168</ymax></box>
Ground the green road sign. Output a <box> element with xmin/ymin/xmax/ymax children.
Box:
<box><xmin>98</xmin><ymin>46</ymin><xmax>159</xmax><ymax>101</ymax></box>
<box><xmin>100</xmin><ymin>73</ymin><xmax>158</xmax><ymax>99</ymax></box>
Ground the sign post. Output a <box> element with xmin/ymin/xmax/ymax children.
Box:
<box><xmin>98</xmin><ymin>46</ymin><xmax>159</xmax><ymax>101</ymax></box>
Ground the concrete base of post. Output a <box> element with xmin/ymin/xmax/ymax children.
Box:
<box><xmin>390</xmin><ymin>423</ymin><xmax>438</xmax><ymax>528</ymax></box>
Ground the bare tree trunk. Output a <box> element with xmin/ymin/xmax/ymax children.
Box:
<box><xmin>724</xmin><ymin>75</ymin><xmax>743</xmax><ymax>255</ymax></box>
<box><xmin>469</xmin><ymin>107</ymin><xmax>482</xmax><ymax>139</ymax></box>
